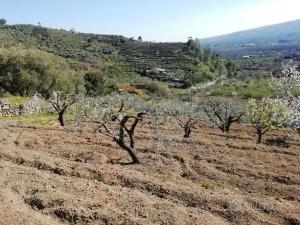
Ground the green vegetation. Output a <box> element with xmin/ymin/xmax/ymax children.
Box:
<box><xmin>0</xmin><ymin>111</ymin><xmax>76</xmax><ymax>126</ymax></box>
<box><xmin>0</xmin><ymin>22</ymin><xmax>288</xmax><ymax>103</ymax></box>
<box><xmin>210</xmin><ymin>79</ymin><xmax>273</xmax><ymax>98</ymax></box>
<box><xmin>2</xmin><ymin>96</ymin><xmax>30</xmax><ymax>105</ymax></box>
<box><xmin>84</xmin><ymin>71</ymin><xmax>117</xmax><ymax>96</ymax></box>
<box><xmin>0</xmin><ymin>47</ymin><xmax>76</xmax><ymax>97</ymax></box>
<box><xmin>0</xmin><ymin>23</ymin><xmax>237</xmax><ymax>94</ymax></box>
<box><xmin>200</xmin><ymin>20</ymin><xmax>300</xmax><ymax>84</ymax></box>
<box><xmin>201</xmin><ymin>180</ymin><xmax>221</xmax><ymax>190</ymax></box>
<box><xmin>137</xmin><ymin>81</ymin><xmax>170</xmax><ymax>98</ymax></box>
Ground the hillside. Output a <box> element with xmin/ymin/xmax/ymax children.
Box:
<box><xmin>200</xmin><ymin>19</ymin><xmax>300</xmax><ymax>58</ymax></box>
<box><xmin>0</xmin><ymin>24</ymin><xmax>197</xmax><ymax>75</ymax></box>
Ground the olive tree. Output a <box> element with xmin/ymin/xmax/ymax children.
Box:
<box><xmin>246</xmin><ymin>98</ymin><xmax>291</xmax><ymax>144</ymax></box>
<box><xmin>203</xmin><ymin>98</ymin><xmax>244</xmax><ymax>137</ymax></box>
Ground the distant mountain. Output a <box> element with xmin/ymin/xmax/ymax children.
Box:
<box><xmin>200</xmin><ymin>19</ymin><xmax>300</xmax><ymax>58</ymax></box>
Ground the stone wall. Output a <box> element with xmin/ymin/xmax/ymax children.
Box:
<box><xmin>0</xmin><ymin>100</ymin><xmax>53</xmax><ymax>117</ymax></box>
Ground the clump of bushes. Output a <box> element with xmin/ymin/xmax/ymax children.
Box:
<box><xmin>0</xmin><ymin>46</ymin><xmax>76</xmax><ymax>97</ymax></box>
<box><xmin>84</xmin><ymin>71</ymin><xmax>117</xmax><ymax>96</ymax></box>
<box><xmin>142</xmin><ymin>81</ymin><xmax>170</xmax><ymax>98</ymax></box>
<box><xmin>131</xmin><ymin>80</ymin><xmax>170</xmax><ymax>98</ymax></box>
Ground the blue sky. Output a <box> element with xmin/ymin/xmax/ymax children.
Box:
<box><xmin>0</xmin><ymin>0</ymin><xmax>299</xmax><ymax>41</ymax></box>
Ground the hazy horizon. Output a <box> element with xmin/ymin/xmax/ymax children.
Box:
<box><xmin>1</xmin><ymin>0</ymin><xmax>300</xmax><ymax>42</ymax></box>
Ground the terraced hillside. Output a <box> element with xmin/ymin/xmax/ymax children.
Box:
<box><xmin>0</xmin><ymin>24</ymin><xmax>197</xmax><ymax>74</ymax></box>
<box><xmin>118</xmin><ymin>42</ymin><xmax>196</xmax><ymax>72</ymax></box>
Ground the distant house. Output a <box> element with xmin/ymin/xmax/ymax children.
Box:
<box><xmin>242</xmin><ymin>55</ymin><xmax>255</xmax><ymax>59</ymax></box>
<box><xmin>141</xmin><ymin>67</ymin><xmax>185</xmax><ymax>88</ymax></box>
<box><xmin>241</xmin><ymin>43</ymin><xmax>255</xmax><ymax>47</ymax></box>
<box><xmin>242</xmin><ymin>55</ymin><xmax>250</xmax><ymax>59</ymax></box>
<box><xmin>150</xmin><ymin>67</ymin><xmax>167</xmax><ymax>75</ymax></box>
<box><xmin>32</xmin><ymin>93</ymin><xmax>42</xmax><ymax>101</ymax></box>
<box><xmin>143</xmin><ymin>67</ymin><xmax>167</xmax><ymax>78</ymax></box>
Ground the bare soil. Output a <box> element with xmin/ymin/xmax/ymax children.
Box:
<box><xmin>0</xmin><ymin>120</ymin><xmax>299</xmax><ymax>225</ymax></box>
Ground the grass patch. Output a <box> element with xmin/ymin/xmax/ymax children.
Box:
<box><xmin>1</xmin><ymin>96</ymin><xmax>30</xmax><ymax>105</ymax></box>
<box><xmin>210</xmin><ymin>79</ymin><xmax>274</xmax><ymax>98</ymax></box>
<box><xmin>0</xmin><ymin>112</ymin><xmax>75</xmax><ymax>126</ymax></box>
<box><xmin>291</xmin><ymin>134</ymin><xmax>300</xmax><ymax>142</ymax></box>
<box><xmin>201</xmin><ymin>179</ymin><xmax>221</xmax><ymax>190</ymax></box>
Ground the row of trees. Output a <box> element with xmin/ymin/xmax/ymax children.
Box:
<box><xmin>72</xmin><ymin>61</ymin><xmax>299</xmax><ymax>164</ymax></box>
<box><xmin>72</xmin><ymin>92</ymin><xmax>298</xmax><ymax>164</ymax></box>
<box><xmin>183</xmin><ymin>39</ymin><xmax>237</xmax><ymax>86</ymax></box>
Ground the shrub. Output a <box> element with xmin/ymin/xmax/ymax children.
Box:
<box><xmin>3</xmin><ymin>96</ymin><xmax>30</xmax><ymax>105</ymax></box>
<box><xmin>0</xmin><ymin>47</ymin><xmax>75</xmax><ymax>97</ymax></box>
<box><xmin>84</xmin><ymin>71</ymin><xmax>117</xmax><ymax>96</ymax></box>
<box><xmin>31</xmin><ymin>26</ymin><xmax>50</xmax><ymax>38</ymax></box>
<box><xmin>142</xmin><ymin>81</ymin><xmax>170</xmax><ymax>98</ymax></box>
